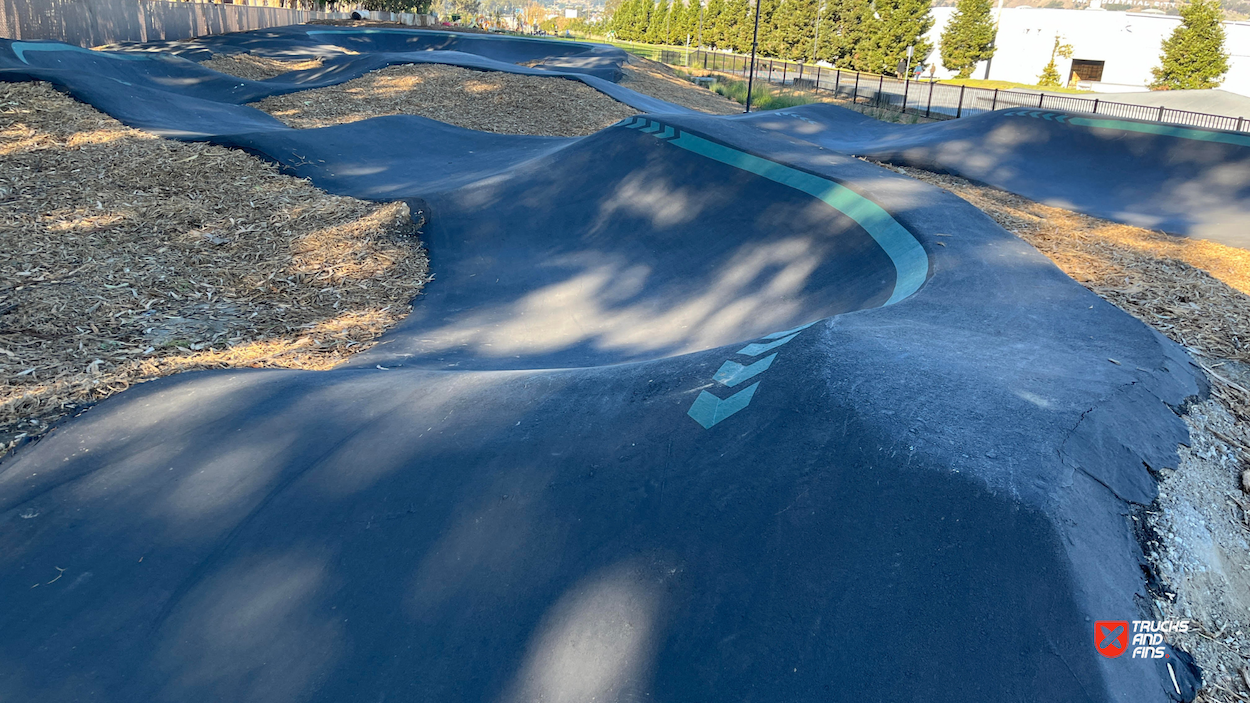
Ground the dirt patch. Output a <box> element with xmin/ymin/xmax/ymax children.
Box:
<box><xmin>253</xmin><ymin>63</ymin><xmax>639</xmax><ymax>136</ymax></box>
<box><xmin>200</xmin><ymin>53</ymin><xmax>327</xmax><ymax>81</ymax></box>
<box><xmin>619</xmin><ymin>56</ymin><xmax>742</xmax><ymax>115</ymax></box>
<box><xmin>0</xmin><ymin>81</ymin><xmax>430</xmax><ymax>457</ymax></box>
<box><xmin>884</xmin><ymin>163</ymin><xmax>1250</xmax><ymax>701</ymax></box>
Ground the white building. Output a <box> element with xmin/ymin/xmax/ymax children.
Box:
<box><xmin>924</xmin><ymin>6</ymin><xmax>1250</xmax><ymax>97</ymax></box>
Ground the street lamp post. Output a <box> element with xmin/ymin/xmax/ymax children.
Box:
<box><xmin>810</xmin><ymin>1</ymin><xmax>822</xmax><ymax>64</ymax></box>
<box><xmin>745</xmin><ymin>0</ymin><xmax>762</xmax><ymax>112</ymax></box>
<box><xmin>697</xmin><ymin>0</ymin><xmax>704</xmax><ymax>48</ymax></box>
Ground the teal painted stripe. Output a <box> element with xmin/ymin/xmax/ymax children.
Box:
<box><xmin>1068</xmin><ymin>116</ymin><xmax>1250</xmax><ymax>148</ymax></box>
<box><xmin>763</xmin><ymin>320</ymin><xmax>816</xmax><ymax>340</ymax></box>
<box><xmin>737</xmin><ymin>332</ymin><xmax>799</xmax><ymax>357</ymax></box>
<box><xmin>713</xmin><ymin>353</ymin><xmax>777</xmax><ymax>387</ymax></box>
<box><xmin>12</xmin><ymin>42</ymin><xmax>152</xmax><ymax>65</ymax></box>
<box><xmin>669</xmin><ymin>131</ymin><xmax>928</xmax><ymax>305</ymax></box>
<box><xmin>687</xmin><ymin>383</ymin><xmax>760</xmax><ymax>428</ymax></box>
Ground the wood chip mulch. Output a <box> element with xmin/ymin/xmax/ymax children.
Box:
<box><xmin>0</xmin><ymin>81</ymin><xmax>430</xmax><ymax>457</ymax></box>
<box><xmin>200</xmin><ymin>54</ymin><xmax>327</xmax><ymax>81</ymax></box>
<box><xmin>252</xmin><ymin>63</ymin><xmax>640</xmax><ymax>136</ymax></box>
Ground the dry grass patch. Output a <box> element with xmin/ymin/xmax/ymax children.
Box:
<box><xmin>619</xmin><ymin>56</ymin><xmax>742</xmax><ymax>115</ymax></box>
<box><xmin>200</xmin><ymin>53</ymin><xmax>327</xmax><ymax>80</ymax></box>
<box><xmin>885</xmin><ymin>163</ymin><xmax>1250</xmax><ymax>701</ymax></box>
<box><xmin>253</xmin><ymin>63</ymin><xmax>639</xmax><ymax>135</ymax></box>
<box><xmin>0</xmin><ymin>81</ymin><xmax>430</xmax><ymax>456</ymax></box>
<box><xmin>888</xmin><ymin>165</ymin><xmax>1250</xmax><ymax>403</ymax></box>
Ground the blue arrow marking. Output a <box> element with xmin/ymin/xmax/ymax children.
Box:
<box><xmin>737</xmin><ymin>332</ymin><xmax>799</xmax><ymax>357</ymax></box>
<box><xmin>713</xmin><ymin>353</ymin><xmax>777</xmax><ymax>387</ymax></box>
<box><xmin>687</xmin><ymin>383</ymin><xmax>761</xmax><ymax>429</ymax></box>
<box><xmin>657</xmin><ymin>126</ymin><xmax>676</xmax><ymax>139</ymax></box>
<box><xmin>763</xmin><ymin>320</ymin><xmax>817</xmax><ymax>340</ymax></box>
<box><xmin>641</xmin><ymin>122</ymin><xmax>663</xmax><ymax>134</ymax></box>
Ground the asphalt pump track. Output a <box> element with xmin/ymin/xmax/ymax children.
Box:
<box><xmin>2</xmin><ymin>26</ymin><xmax>1245</xmax><ymax>703</ymax></box>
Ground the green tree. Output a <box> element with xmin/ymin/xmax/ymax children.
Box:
<box><xmin>1150</xmin><ymin>0</ymin><xmax>1230</xmax><ymax>89</ymax></box>
<box><xmin>689</xmin><ymin>0</ymin><xmax>707</xmax><ymax>44</ymax></box>
<box><xmin>674</xmin><ymin>0</ymin><xmax>700</xmax><ymax>44</ymax></box>
<box><xmin>625</xmin><ymin>0</ymin><xmax>653</xmax><ymax>40</ymax></box>
<box><xmin>607</xmin><ymin>0</ymin><xmax>634</xmax><ymax>38</ymax></box>
<box><xmin>770</xmin><ymin>0</ymin><xmax>820</xmax><ymax>60</ymax></box>
<box><xmin>939</xmin><ymin>0</ymin><xmax>996</xmax><ymax>78</ymax></box>
<box><xmin>703</xmin><ymin>0</ymin><xmax>725</xmax><ymax>46</ymax></box>
<box><xmin>753</xmin><ymin>0</ymin><xmax>783</xmax><ymax>57</ymax></box>
<box><xmin>859</xmin><ymin>0</ymin><xmax>933</xmax><ymax>75</ymax></box>
<box><xmin>815</xmin><ymin>0</ymin><xmax>874</xmax><ymax>67</ymax></box>
<box><xmin>1036</xmin><ymin>34</ymin><xmax>1073</xmax><ymax>86</ymax></box>
<box><xmin>660</xmin><ymin>0</ymin><xmax>677</xmax><ymax>43</ymax></box>
<box><xmin>724</xmin><ymin>0</ymin><xmax>754</xmax><ymax>53</ymax></box>
<box><xmin>634</xmin><ymin>0</ymin><xmax>655</xmax><ymax>39</ymax></box>
<box><xmin>435</xmin><ymin>0</ymin><xmax>480</xmax><ymax>20</ymax></box>
<box><xmin>646</xmin><ymin>0</ymin><xmax>669</xmax><ymax>42</ymax></box>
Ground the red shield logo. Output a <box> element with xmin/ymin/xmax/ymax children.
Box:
<box><xmin>1095</xmin><ymin>621</ymin><xmax>1129</xmax><ymax>658</ymax></box>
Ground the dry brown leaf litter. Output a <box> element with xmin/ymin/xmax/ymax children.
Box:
<box><xmin>619</xmin><ymin>55</ymin><xmax>743</xmax><ymax>115</ymax></box>
<box><xmin>254</xmin><ymin>63</ymin><xmax>639</xmax><ymax>136</ymax></box>
<box><xmin>0</xmin><ymin>81</ymin><xmax>429</xmax><ymax>456</ymax></box>
<box><xmin>200</xmin><ymin>53</ymin><xmax>327</xmax><ymax>80</ymax></box>
<box><xmin>885</xmin><ymin>163</ymin><xmax>1250</xmax><ymax>701</ymax></box>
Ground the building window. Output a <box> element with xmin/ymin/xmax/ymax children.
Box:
<box><xmin>1069</xmin><ymin>59</ymin><xmax>1106</xmax><ymax>84</ymax></box>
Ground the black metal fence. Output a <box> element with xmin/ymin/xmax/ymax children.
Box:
<box><xmin>658</xmin><ymin>48</ymin><xmax>1249</xmax><ymax>133</ymax></box>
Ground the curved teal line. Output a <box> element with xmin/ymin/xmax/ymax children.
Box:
<box><xmin>11</xmin><ymin>42</ymin><xmax>151</xmax><ymax>65</ymax></box>
<box><xmin>1067</xmin><ymin>116</ymin><xmax>1250</xmax><ymax>148</ymax></box>
<box><xmin>668</xmin><ymin>131</ymin><xmax>929</xmax><ymax>305</ymax></box>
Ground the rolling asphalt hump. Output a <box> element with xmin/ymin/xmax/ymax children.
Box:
<box><xmin>0</xmin><ymin>27</ymin><xmax>1234</xmax><ymax>702</ymax></box>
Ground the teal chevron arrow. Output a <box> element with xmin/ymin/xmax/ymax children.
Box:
<box><xmin>713</xmin><ymin>353</ymin><xmax>777</xmax><ymax>387</ymax></box>
<box><xmin>763</xmin><ymin>320</ymin><xmax>817</xmax><ymax>340</ymax></box>
<box><xmin>737</xmin><ymin>332</ymin><xmax>799</xmax><ymax>357</ymax></box>
<box><xmin>657</xmin><ymin>125</ymin><xmax>676</xmax><ymax>139</ymax></box>
<box><xmin>687</xmin><ymin>383</ymin><xmax>761</xmax><ymax>429</ymax></box>
<box><xmin>641</xmin><ymin>122</ymin><xmax>663</xmax><ymax>134</ymax></box>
